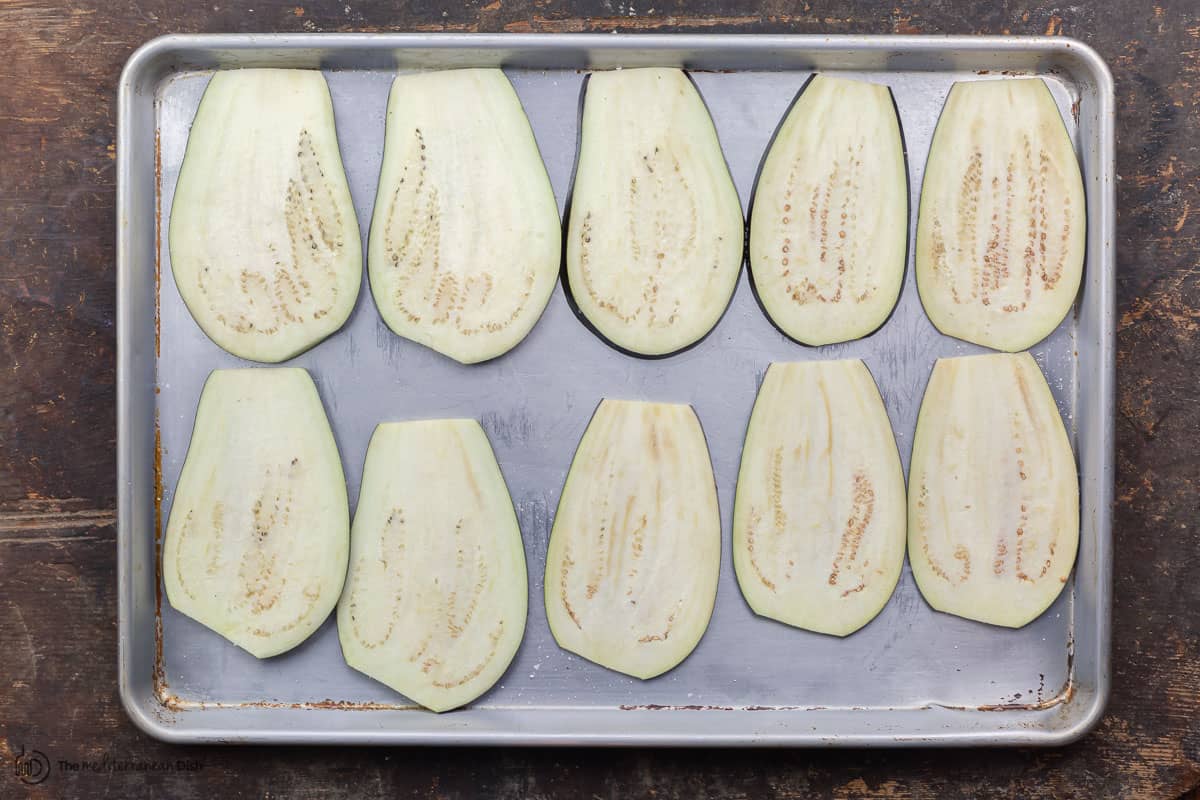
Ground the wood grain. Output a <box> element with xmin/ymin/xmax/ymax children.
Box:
<box><xmin>1</xmin><ymin>0</ymin><xmax>1197</xmax><ymax>797</ymax></box>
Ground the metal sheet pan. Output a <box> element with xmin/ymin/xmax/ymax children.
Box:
<box><xmin>117</xmin><ymin>33</ymin><xmax>1114</xmax><ymax>746</ymax></box>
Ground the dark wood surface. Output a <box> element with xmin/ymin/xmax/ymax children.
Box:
<box><xmin>2</xmin><ymin>1</ymin><xmax>1197</xmax><ymax>797</ymax></box>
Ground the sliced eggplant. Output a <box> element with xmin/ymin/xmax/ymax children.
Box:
<box><xmin>163</xmin><ymin>368</ymin><xmax>349</xmax><ymax>657</ymax></box>
<box><xmin>733</xmin><ymin>360</ymin><xmax>906</xmax><ymax>635</ymax></box>
<box><xmin>749</xmin><ymin>76</ymin><xmax>907</xmax><ymax>345</ymax></box>
<box><xmin>368</xmin><ymin>69</ymin><xmax>561</xmax><ymax>364</ymax></box>
<box><xmin>170</xmin><ymin>69</ymin><xmax>362</xmax><ymax>363</ymax></box>
<box><xmin>915</xmin><ymin>78</ymin><xmax>1085</xmax><ymax>352</ymax></box>
<box><xmin>338</xmin><ymin>420</ymin><xmax>526</xmax><ymax>712</ymax></box>
<box><xmin>908</xmin><ymin>352</ymin><xmax>1079</xmax><ymax>628</ymax></box>
<box><xmin>544</xmin><ymin>399</ymin><xmax>720</xmax><ymax>678</ymax></box>
<box><xmin>565</xmin><ymin>68</ymin><xmax>744</xmax><ymax>356</ymax></box>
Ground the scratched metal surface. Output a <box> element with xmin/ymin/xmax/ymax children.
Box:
<box><xmin>116</xmin><ymin>34</ymin><xmax>1114</xmax><ymax>745</ymax></box>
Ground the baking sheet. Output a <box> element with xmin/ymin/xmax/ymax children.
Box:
<box><xmin>117</xmin><ymin>34</ymin><xmax>1114</xmax><ymax>746</ymax></box>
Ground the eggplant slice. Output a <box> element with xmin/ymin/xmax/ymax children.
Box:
<box><xmin>915</xmin><ymin>78</ymin><xmax>1085</xmax><ymax>352</ymax></box>
<box><xmin>733</xmin><ymin>359</ymin><xmax>906</xmax><ymax>635</ymax></box>
<box><xmin>908</xmin><ymin>352</ymin><xmax>1079</xmax><ymax>628</ymax></box>
<box><xmin>163</xmin><ymin>368</ymin><xmax>350</xmax><ymax>658</ymax></box>
<box><xmin>338</xmin><ymin>420</ymin><xmax>527</xmax><ymax>712</ymax></box>
<box><xmin>565</xmin><ymin>68</ymin><xmax>744</xmax><ymax>356</ymax></box>
<box><xmin>749</xmin><ymin>76</ymin><xmax>908</xmax><ymax>345</ymax></box>
<box><xmin>545</xmin><ymin>399</ymin><xmax>720</xmax><ymax>679</ymax></box>
<box><xmin>170</xmin><ymin>69</ymin><xmax>362</xmax><ymax>363</ymax></box>
<box><xmin>367</xmin><ymin>69</ymin><xmax>560</xmax><ymax>364</ymax></box>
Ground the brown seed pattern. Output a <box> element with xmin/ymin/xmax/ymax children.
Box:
<box><xmin>557</xmin><ymin>408</ymin><xmax>699</xmax><ymax>647</ymax></box>
<box><xmin>916</xmin><ymin>483</ymin><xmax>972</xmax><ymax>585</ymax></box>
<box><xmin>626</xmin><ymin>511</ymin><xmax>648</xmax><ymax>583</ymax></box>
<box><xmin>993</xmin><ymin>539</ymin><xmax>1009</xmax><ymax>575</ymax></box>
<box><xmin>347</xmin><ymin>508</ymin><xmax>408</xmax><ymax>650</ymax></box>
<box><xmin>349</xmin><ymin>505</ymin><xmax>493</xmax><ymax>685</ymax></box>
<box><xmin>174</xmin><ymin>500</ymin><xmax>229</xmax><ymax>603</ymax></box>
<box><xmin>197</xmin><ymin>129</ymin><xmax>343</xmax><ymax>336</ymax></box>
<box><xmin>239</xmin><ymin>462</ymin><xmax>324</xmax><ymax>640</ymax></box>
<box><xmin>827</xmin><ymin>471</ymin><xmax>876</xmax><ymax>588</ymax></box>
<box><xmin>577</xmin><ymin>147</ymin><xmax>701</xmax><ymax>328</ymax></box>
<box><xmin>1038</xmin><ymin>150</ymin><xmax>1071</xmax><ymax>290</ymax></box>
<box><xmin>583</xmin><ymin>471</ymin><xmax>616</xmax><ymax>602</ymax></box>
<box><xmin>559</xmin><ymin>544</ymin><xmax>582</xmax><ymax>629</ymax></box>
<box><xmin>384</xmin><ymin>127</ymin><xmax>535</xmax><ymax>336</ymax></box>
<box><xmin>743</xmin><ymin>509</ymin><xmax>775</xmax><ymax>593</ymax></box>
<box><xmin>407</xmin><ymin>635</ymin><xmax>430</xmax><ymax>665</ymax></box>
<box><xmin>637</xmin><ymin>602</ymin><xmax>681</xmax><ymax>644</ymax></box>
<box><xmin>443</xmin><ymin>518</ymin><xmax>489</xmax><ymax>640</ymax></box>
<box><xmin>980</xmin><ymin>167</ymin><xmax>1012</xmax><ymax>307</ymax></box>
<box><xmin>933</xmin><ymin>137</ymin><xmax>1073</xmax><ymax>314</ymax></box>
<box><xmin>949</xmin><ymin>148</ymin><xmax>984</xmax><ymax>305</ymax></box>
<box><xmin>173</xmin><ymin>510</ymin><xmax>199</xmax><ymax>601</ymax></box>
<box><xmin>429</xmin><ymin>621</ymin><xmax>504</xmax><ymax>689</ymax></box>
<box><xmin>744</xmin><ymin>438</ymin><xmax>878</xmax><ymax>598</ymax></box>
<box><xmin>784</xmin><ymin>143</ymin><xmax>873</xmax><ymax>306</ymax></box>
<box><xmin>1013</xmin><ymin>134</ymin><xmax>1039</xmax><ymax>313</ymax></box>
<box><xmin>235</xmin><ymin>471</ymin><xmax>312</xmax><ymax>632</ymax></box>
<box><xmin>743</xmin><ymin>446</ymin><xmax>788</xmax><ymax>594</ymax></box>
<box><xmin>576</xmin><ymin>461</ymin><xmax>652</xmax><ymax>611</ymax></box>
<box><xmin>1013</xmin><ymin>363</ymin><xmax>1060</xmax><ymax>583</ymax></box>
<box><xmin>770</xmin><ymin>446</ymin><xmax>788</xmax><ymax>540</ymax></box>
<box><xmin>918</xmin><ymin>359</ymin><xmax>1069</xmax><ymax>593</ymax></box>
<box><xmin>250</xmin><ymin>582</ymin><xmax>322</xmax><ymax>639</ymax></box>
<box><xmin>929</xmin><ymin>218</ymin><xmax>949</xmax><ymax>285</ymax></box>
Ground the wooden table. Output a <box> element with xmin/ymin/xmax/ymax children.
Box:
<box><xmin>2</xmin><ymin>1</ymin><xmax>1196</xmax><ymax>796</ymax></box>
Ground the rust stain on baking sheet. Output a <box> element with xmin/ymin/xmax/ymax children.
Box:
<box><xmin>305</xmin><ymin>699</ymin><xmax>410</xmax><ymax>710</ymax></box>
<box><xmin>158</xmin><ymin>690</ymin><xmax>184</xmax><ymax>712</ymax></box>
<box><xmin>929</xmin><ymin>668</ymin><xmax>1075</xmax><ymax>714</ymax></box>
<box><xmin>744</xmin><ymin>705</ymin><xmax>821</xmax><ymax>711</ymax></box>
<box><xmin>152</xmin><ymin>121</ymin><xmax>167</xmax><ymax>702</ymax></box>
<box><xmin>619</xmin><ymin>704</ymin><xmax>821</xmax><ymax>712</ymax></box>
<box><xmin>621</xmin><ymin>704</ymin><xmax>735</xmax><ymax>711</ymax></box>
<box><xmin>152</xmin><ymin>617</ymin><xmax>167</xmax><ymax>702</ymax></box>
<box><xmin>148</xmin><ymin>403</ymin><xmax>415</xmax><ymax>714</ymax></box>
<box><xmin>976</xmin><ymin>681</ymin><xmax>1076</xmax><ymax>712</ymax></box>
<box><xmin>154</xmin><ymin>127</ymin><xmax>162</xmax><ymax>359</ymax></box>
<box><xmin>935</xmin><ymin>630</ymin><xmax>1075</xmax><ymax>714</ymax></box>
<box><xmin>620</xmin><ymin>689</ymin><xmax>1078</xmax><ymax>713</ymax></box>
<box><xmin>159</xmin><ymin>696</ymin><xmax>417</xmax><ymax>712</ymax></box>
<box><xmin>152</xmin><ymin>412</ymin><xmax>167</xmax><ymax>698</ymax></box>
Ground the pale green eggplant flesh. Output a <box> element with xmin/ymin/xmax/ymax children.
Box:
<box><xmin>916</xmin><ymin>78</ymin><xmax>1085</xmax><ymax>352</ymax></box>
<box><xmin>163</xmin><ymin>368</ymin><xmax>350</xmax><ymax>658</ymax></box>
<box><xmin>170</xmin><ymin>69</ymin><xmax>362</xmax><ymax>362</ymax></box>
<box><xmin>908</xmin><ymin>352</ymin><xmax>1079</xmax><ymax>627</ymax></box>
<box><xmin>544</xmin><ymin>399</ymin><xmax>721</xmax><ymax>679</ymax></box>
